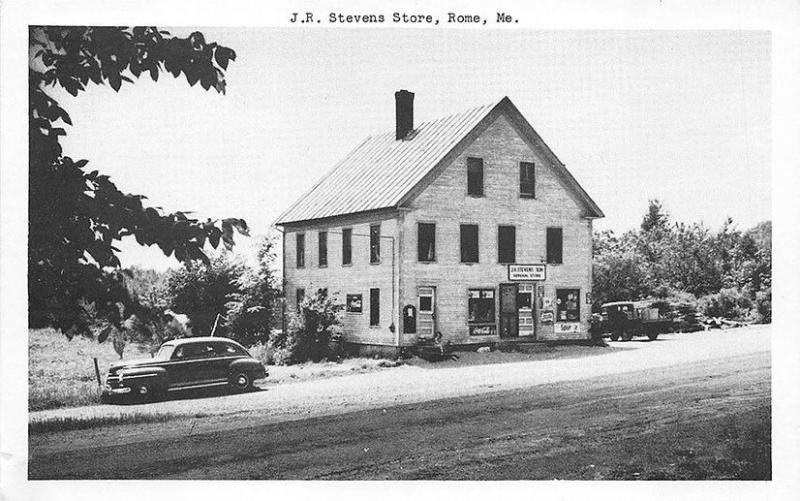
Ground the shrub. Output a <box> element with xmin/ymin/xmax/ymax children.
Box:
<box><xmin>246</xmin><ymin>342</ymin><xmax>277</xmax><ymax>366</ymax></box>
<box><xmin>698</xmin><ymin>288</ymin><xmax>754</xmax><ymax>321</ymax></box>
<box><xmin>754</xmin><ymin>288</ymin><xmax>771</xmax><ymax>324</ymax></box>
<box><xmin>267</xmin><ymin>291</ymin><xmax>344</xmax><ymax>365</ymax></box>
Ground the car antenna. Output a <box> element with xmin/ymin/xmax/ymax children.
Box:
<box><xmin>209</xmin><ymin>313</ymin><xmax>223</xmax><ymax>337</ymax></box>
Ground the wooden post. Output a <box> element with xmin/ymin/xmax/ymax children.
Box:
<box><xmin>210</xmin><ymin>313</ymin><xmax>221</xmax><ymax>337</ymax></box>
<box><xmin>93</xmin><ymin>357</ymin><xmax>102</xmax><ymax>387</ymax></box>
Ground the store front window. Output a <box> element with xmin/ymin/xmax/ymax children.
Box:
<box><xmin>468</xmin><ymin>288</ymin><xmax>496</xmax><ymax>336</ymax></box>
<box><xmin>556</xmin><ymin>288</ymin><xmax>580</xmax><ymax>322</ymax></box>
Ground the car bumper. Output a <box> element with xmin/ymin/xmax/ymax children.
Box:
<box><xmin>102</xmin><ymin>385</ymin><xmax>132</xmax><ymax>395</ymax></box>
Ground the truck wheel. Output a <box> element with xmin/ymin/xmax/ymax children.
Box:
<box><xmin>230</xmin><ymin>371</ymin><xmax>253</xmax><ymax>392</ymax></box>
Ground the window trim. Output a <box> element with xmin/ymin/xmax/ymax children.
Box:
<box><xmin>460</xmin><ymin>223</ymin><xmax>479</xmax><ymax>264</ymax></box>
<box><xmin>519</xmin><ymin>161</ymin><xmax>535</xmax><ymax>198</ymax></box>
<box><xmin>417</xmin><ymin>222</ymin><xmax>436</xmax><ymax>263</ymax></box>
<box><xmin>369</xmin><ymin>288</ymin><xmax>380</xmax><ymax>326</ymax></box>
<box><xmin>346</xmin><ymin>293</ymin><xmax>363</xmax><ymax>314</ymax></box>
<box><xmin>546</xmin><ymin>226</ymin><xmax>563</xmax><ymax>265</ymax></box>
<box><xmin>318</xmin><ymin>230</ymin><xmax>328</xmax><ymax>268</ymax></box>
<box><xmin>295</xmin><ymin>232</ymin><xmax>305</xmax><ymax>268</ymax></box>
<box><xmin>342</xmin><ymin>227</ymin><xmax>353</xmax><ymax>266</ymax></box>
<box><xmin>555</xmin><ymin>288</ymin><xmax>581</xmax><ymax>323</ymax></box>
<box><xmin>497</xmin><ymin>225</ymin><xmax>516</xmax><ymax>264</ymax></box>
<box><xmin>467</xmin><ymin>287</ymin><xmax>497</xmax><ymax>336</ymax></box>
<box><xmin>466</xmin><ymin>157</ymin><xmax>484</xmax><ymax>197</ymax></box>
<box><xmin>370</xmin><ymin>224</ymin><xmax>381</xmax><ymax>265</ymax></box>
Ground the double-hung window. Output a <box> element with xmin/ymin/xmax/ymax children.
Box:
<box><xmin>498</xmin><ymin>226</ymin><xmax>516</xmax><ymax>264</ymax></box>
<box><xmin>460</xmin><ymin>224</ymin><xmax>479</xmax><ymax>263</ymax></box>
<box><xmin>467</xmin><ymin>157</ymin><xmax>484</xmax><ymax>196</ymax></box>
<box><xmin>370</xmin><ymin>224</ymin><xmax>381</xmax><ymax>264</ymax></box>
<box><xmin>318</xmin><ymin>231</ymin><xmax>327</xmax><ymax>267</ymax></box>
<box><xmin>547</xmin><ymin>227</ymin><xmax>563</xmax><ymax>264</ymax></box>
<box><xmin>520</xmin><ymin>162</ymin><xmax>535</xmax><ymax>198</ymax></box>
<box><xmin>418</xmin><ymin>223</ymin><xmax>436</xmax><ymax>262</ymax></box>
<box><xmin>342</xmin><ymin>228</ymin><xmax>352</xmax><ymax>265</ymax></box>
<box><xmin>296</xmin><ymin>233</ymin><xmax>305</xmax><ymax>268</ymax></box>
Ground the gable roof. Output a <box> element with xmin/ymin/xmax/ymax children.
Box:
<box><xmin>275</xmin><ymin>97</ymin><xmax>603</xmax><ymax>225</ymax></box>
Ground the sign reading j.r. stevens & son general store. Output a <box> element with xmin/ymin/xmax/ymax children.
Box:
<box><xmin>508</xmin><ymin>264</ymin><xmax>546</xmax><ymax>281</ymax></box>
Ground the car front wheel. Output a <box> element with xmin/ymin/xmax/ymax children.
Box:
<box><xmin>134</xmin><ymin>382</ymin><xmax>156</xmax><ymax>402</ymax></box>
<box><xmin>230</xmin><ymin>371</ymin><xmax>253</xmax><ymax>392</ymax></box>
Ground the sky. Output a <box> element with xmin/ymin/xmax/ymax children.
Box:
<box><xmin>53</xmin><ymin>28</ymin><xmax>771</xmax><ymax>270</ymax></box>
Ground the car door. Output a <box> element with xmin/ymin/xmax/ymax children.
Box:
<box><xmin>210</xmin><ymin>341</ymin><xmax>243</xmax><ymax>380</ymax></box>
<box><xmin>170</xmin><ymin>342</ymin><xmax>219</xmax><ymax>388</ymax></box>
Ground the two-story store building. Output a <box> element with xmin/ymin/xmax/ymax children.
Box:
<box><xmin>275</xmin><ymin>91</ymin><xmax>604</xmax><ymax>352</ymax></box>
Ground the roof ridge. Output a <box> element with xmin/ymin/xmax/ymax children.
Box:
<box><xmin>368</xmin><ymin>99</ymin><xmax>501</xmax><ymax>138</ymax></box>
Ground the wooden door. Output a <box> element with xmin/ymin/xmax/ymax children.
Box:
<box><xmin>417</xmin><ymin>287</ymin><xmax>436</xmax><ymax>337</ymax></box>
<box><xmin>499</xmin><ymin>283</ymin><xmax>519</xmax><ymax>338</ymax></box>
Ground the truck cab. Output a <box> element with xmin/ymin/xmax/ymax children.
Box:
<box><xmin>600</xmin><ymin>301</ymin><xmax>672</xmax><ymax>341</ymax></box>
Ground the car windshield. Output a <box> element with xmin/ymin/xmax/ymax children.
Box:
<box><xmin>154</xmin><ymin>344</ymin><xmax>175</xmax><ymax>360</ymax></box>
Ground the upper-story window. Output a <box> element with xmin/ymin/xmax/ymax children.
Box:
<box><xmin>460</xmin><ymin>224</ymin><xmax>479</xmax><ymax>263</ymax></box>
<box><xmin>467</xmin><ymin>157</ymin><xmax>484</xmax><ymax>197</ymax></box>
<box><xmin>498</xmin><ymin>225</ymin><xmax>516</xmax><ymax>264</ymax></box>
<box><xmin>370</xmin><ymin>224</ymin><xmax>381</xmax><ymax>264</ymax></box>
<box><xmin>318</xmin><ymin>231</ymin><xmax>327</xmax><ymax>267</ymax></box>
<box><xmin>296</xmin><ymin>233</ymin><xmax>305</xmax><ymax>268</ymax></box>
<box><xmin>342</xmin><ymin>228</ymin><xmax>352</xmax><ymax>265</ymax></box>
<box><xmin>520</xmin><ymin>162</ymin><xmax>535</xmax><ymax>198</ymax></box>
<box><xmin>547</xmin><ymin>227</ymin><xmax>563</xmax><ymax>264</ymax></box>
<box><xmin>418</xmin><ymin>223</ymin><xmax>436</xmax><ymax>262</ymax></box>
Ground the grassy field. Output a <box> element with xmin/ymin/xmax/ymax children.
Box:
<box><xmin>28</xmin><ymin>328</ymin><xmax>152</xmax><ymax>411</ymax></box>
<box><xmin>28</xmin><ymin>328</ymin><xmax>404</xmax><ymax>413</ymax></box>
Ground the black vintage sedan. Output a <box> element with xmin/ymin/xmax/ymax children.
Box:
<box><xmin>102</xmin><ymin>337</ymin><xmax>267</xmax><ymax>402</ymax></box>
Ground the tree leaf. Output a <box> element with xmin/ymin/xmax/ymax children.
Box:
<box><xmin>97</xmin><ymin>324</ymin><xmax>113</xmax><ymax>343</ymax></box>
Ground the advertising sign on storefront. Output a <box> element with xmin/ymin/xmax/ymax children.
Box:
<box><xmin>554</xmin><ymin>322</ymin><xmax>581</xmax><ymax>334</ymax></box>
<box><xmin>508</xmin><ymin>264</ymin><xmax>546</xmax><ymax>281</ymax></box>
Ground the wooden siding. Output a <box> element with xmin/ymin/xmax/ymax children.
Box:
<box><xmin>400</xmin><ymin>114</ymin><xmax>593</xmax><ymax>343</ymax></box>
<box><xmin>283</xmin><ymin>213</ymin><xmax>399</xmax><ymax>346</ymax></box>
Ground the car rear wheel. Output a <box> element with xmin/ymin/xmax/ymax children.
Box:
<box><xmin>648</xmin><ymin>332</ymin><xmax>659</xmax><ymax>341</ymax></box>
<box><xmin>610</xmin><ymin>332</ymin><xmax>620</xmax><ymax>341</ymax></box>
<box><xmin>621</xmin><ymin>330</ymin><xmax>633</xmax><ymax>341</ymax></box>
<box><xmin>230</xmin><ymin>371</ymin><xmax>253</xmax><ymax>392</ymax></box>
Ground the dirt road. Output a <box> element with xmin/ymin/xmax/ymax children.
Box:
<box><xmin>29</xmin><ymin>327</ymin><xmax>770</xmax><ymax>479</ymax></box>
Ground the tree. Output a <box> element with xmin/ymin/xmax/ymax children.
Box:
<box><xmin>162</xmin><ymin>254</ymin><xmax>244</xmax><ymax>338</ymax></box>
<box><xmin>224</xmin><ymin>237</ymin><xmax>281</xmax><ymax>346</ymax></box>
<box><xmin>29</xmin><ymin>26</ymin><xmax>248</xmax><ymax>337</ymax></box>
<box><xmin>640</xmin><ymin>199</ymin><xmax>669</xmax><ymax>232</ymax></box>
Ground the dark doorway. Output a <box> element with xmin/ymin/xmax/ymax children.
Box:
<box><xmin>499</xmin><ymin>283</ymin><xmax>519</xmax><ymax>338</ymax></box>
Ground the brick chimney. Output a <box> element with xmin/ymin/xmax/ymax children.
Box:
<box><xmin>395</xmin><ymin>90</ymin><xmax>414</xmax><ymax>140</ymax></box>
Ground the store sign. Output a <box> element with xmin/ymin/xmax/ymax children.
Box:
<box><xmin>469</xmin><ymin>325</ymin><xmax>497</xmax><ymax>336</ymax></box>
<box><xmin>540</xmin><ymin>310</ymin><xmax>554</xmax><ymax>323</ymax></box>
<box><xmin>554</xmin><ymin>322</ymin><xmax>581</xmax><ymax>334</ymax></box>
<box><xmin>508</xmin><ymin>264</ymin><xmax>546</xmax><ymax>281</ymax></box>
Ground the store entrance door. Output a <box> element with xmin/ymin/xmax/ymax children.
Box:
<box><xmin>417</xmin><ymin>286</ymin><xmax>436</xmax><ymax>337</ymax></box>
<box><xmin>499</xmin><ymin>283</ymin><xmax>519</xmax><ymax>338</ymax></box>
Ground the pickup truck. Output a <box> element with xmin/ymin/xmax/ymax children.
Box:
<box><xmin>600</xmin><ymin>301</ymin><xmax>673</xmax><ymax>341</ymax></box>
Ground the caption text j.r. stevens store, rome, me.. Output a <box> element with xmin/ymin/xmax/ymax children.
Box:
<box><xmin>289</xmin><ymin>12</ymin><xmax>519</xmax><ymax>25</ymax></box>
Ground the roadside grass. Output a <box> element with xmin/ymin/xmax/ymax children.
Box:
<box><xmin>258</xmin><ymin>357</ymin><xmax>404</xmax><ymax>386</ymax></box>
<box><xmin>29</xmin><ymin>328</ymin><xmax>405</xmax><ymax>412</ymax></box>
<box><xmin>29</xmin><ymin>411</ymin><xmax>177</xmax><ymax>434</ymax></box>
<box><xmin>28</xmin><ymin>328</ymin><xmax>151</xmax><ymax>412</ymax></box>
<box><xmin>30</xmin><ymin>327</ymin><xmax>613</xmax><ymax>411</ymax></box>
